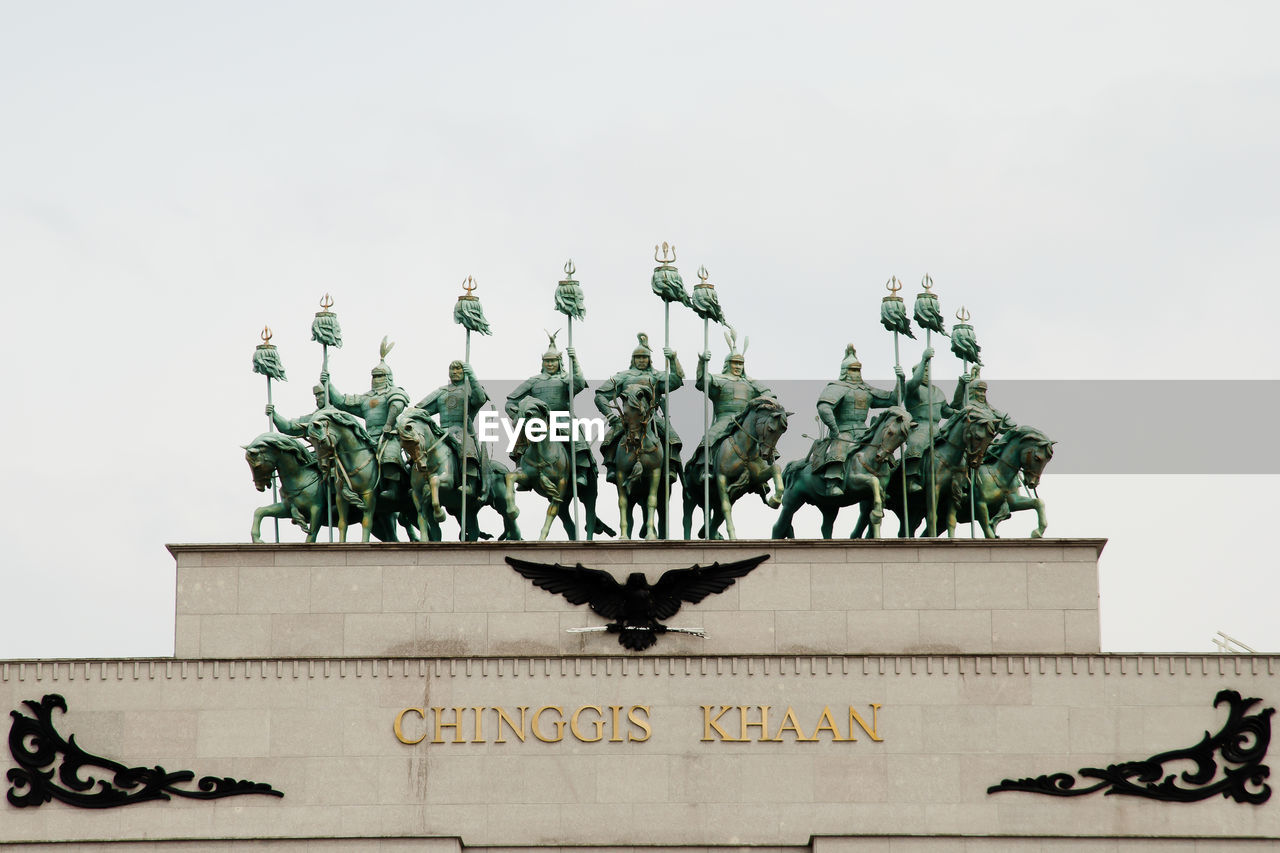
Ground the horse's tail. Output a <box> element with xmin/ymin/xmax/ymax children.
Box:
<box><xmin>782</xmin><ymin>459</ymin><xmax>803</xmax><ymax>488</ymax></box>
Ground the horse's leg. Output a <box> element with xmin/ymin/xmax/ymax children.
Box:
<box><xmin>504</xmin><ymin>470</ymin><xmax>522</xmax><ymax>518</ymax></box>
<box><xmin>851</xmin><ymin>500</ymin><xmax>869</xmax><ymax>539</ymax></box>
<box><xmin>555</xmin><ymin>501</ymin><xmax>577</xmax><ymax>541</ymax></box>
<box><xmin>644</xmin><ymin>469</ymin><xmax>661</xmax><ymax>541</ymax></box>
<box><xmin>306</xmin><ymin>503</ymin><xmax>321</xmax><ymax>543</ymax></box>
<box><xmin>715</xmin><ymin>473</ymin><xmax>737</xmax><ymax>540</ymax></box>
<box><xmin>1004</xmin><ymin>493</ymin><xmax>1046</xmax><ymax>538</ymax></box>
<box><xmin>766</xmin><ymin>465</ymin><xmax>784</xmax><ymax>509</ymax></box>
<box><xmin>682</xmin><ymin>486</ymin><xmax>696</xmax><ymax>540</ymax></box>
<box><xmin>361</xmin><ymin>494</ymin><xmax>375</xmax><ymax>543</ymax></box>
<box><xmin>336</xmin><ymin>499</ymin><xmax>349</xmax><ymax>542</ymax></box>
<box><xmin>818</xmin><ymin>505</ymin><xmax>838</xmax><ymax>540</ymax></box>
<box><xmin>429</xmin><ymin>474</ymin><xmax>447</xmax><ymax>521</ymax></box>
<box><xmin>615</xmin><ymin>474</ymin><xmax>630</xmax><ymax>539</ymax></box>
<box><xmin>771</xmin><ymin>477</ymin><xmax>802</xmax><ymax>539</ymax></box>
<box><xmin>251</xmin><ymin>503</ymin><xmax>277</xmax><ymax>544</ymax></box>
<box><xmin>975</xmin><ymin>497</ymin><xmax>995</xmax><ymax>539</ymax></box>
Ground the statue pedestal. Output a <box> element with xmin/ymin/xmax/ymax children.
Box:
<box><xmin>171</xmin><ymin>539</ymin><xmax>1104</xmax><ymax>658</ymax></box>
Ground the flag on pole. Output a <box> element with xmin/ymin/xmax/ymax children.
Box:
<box><xmin>554</xmin><ymin>260</ymin><xmax>585</xmax><ymax>320</ymax></box>
<box><xmin>311</xmin><ymin>293</ymin><xmax>343</xmax><ymax>348</ymax></box>
<box><xmin>879</xmin><ymin>277</ymin><xmax>915</xmax><ymax>338</ymax></box>
<box><xmin>253</xmin><ymin>326</ymin><xmax>287</xmax><ymax>381</ymax></box>
<box><xmin>690</xmin><ymin>265</ymin><xmax>726</xmax><ymax>324</ymax></box>
<box><xmin>950</xmin><ymin>307</ymin><xmax>982</xmax><ymax>365</ymax></box>
<box><xmin>454</xmin><ymin>276</ymin><xmax>492</xmax><ymax>335</ymax></box>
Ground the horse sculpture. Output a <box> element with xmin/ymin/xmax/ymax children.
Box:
<box><xmin>954</xmin><ymin>425</ymin><xmax>1055</xmax><ymax>538</ymax></box>
<box><xmin>682</xmin><ymin>396</ymin><xmax>791</xmax><ymax>540</ymax></box>
<box><xmin>503</xmin><ymin>397</ymin><xmax>614</xmax><ymax>541</ymax></box>
<box><xmin>398</xmin><ymin>408</ymin><xmax>521</xmax><ymax>542</ymax></box>
<box><xmin>304</xmin><ymin>410</ymin><xmax>386</xmax><ymax>542</ymax></box>
<box><xmin>245</xmin><ymin>431</ymin><xmax>414</xmax><ymax>543</ymax></box>
<box><xmin>245</xmin><ymin>433</ymin><xmax>328</xmax><ymax>543</ymax></box>
<box><xmin>609</xmin><ymin>385</ymin><xmax>672</xmax><ymax>540</ymax></box>
<box><xmin>882</xmin><ymin>404</ymin><xmax>1003</xmax><ymax>538</ymax></box>
<box><xmin>772</xmin><ymin>407</ymin><xmax>914</xmax><ymax>539</ymax></box>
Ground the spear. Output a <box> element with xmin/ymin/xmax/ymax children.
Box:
<box><xmin>311</xmin><ymin>294</ymin><xmax>342</xmax><ymax>542</ymax></box>
<box><xmin>951</xmin><ymin>306</ymin><xmax>982</xmax><ymax>537</ymax></box>
<box><xmin>650</xmin><ymin>242</ymin><xmax>690</xmax><ymax>539</ymax></box>
<box><xmin>913</xmin><ymin>276</ymin><xmax>946</xmax><ymax>537</ymax></box>
<box><xmin>253</xmin><ymin>326</ymin><xmax>287</xmax><ymax>543</ymax></box>
<box><xmin>554</xmin><ymin>259</ymin><xmax>585</xmax><ymax>539</ymax></box>
<box><xmin>880</xmin><ymin>277</ymin><xmax>915</xmax><ymax>537</ymax></box>
<box><xmin>454</xmin><ymin>276</ymin><xmax>492</xmax><ymax>542</ymax></box>
<box><xmin>690</xmin><ymin>264</ymin><xmax>727</xmax><ymax>538</ymax></box>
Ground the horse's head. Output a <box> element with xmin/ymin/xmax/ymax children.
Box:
<box><xmin>1015</xmin><ymin>427</ymin><xmax>1056</xmax><ymax>488</ymax></box>
<box><xmin>516</xmin><ymin>396</ymin><xmax>552</xmax><ymax>433</ymax></box>
<box><xmin>618</xmin><ymin>385</ymin><xmax>655</xmax><ymax>424</ymax></box>
<box><xmin>743</xmin><ymin>396</ymin><xmax>791</xmax><ymax>458</ymax></box>
<box><xmin>957</xmin><ymin>405</ymin><xmax>1001</xmax><ymax>469</ymax></box>
<box><xmin>863</xmin><ymin>406</ymin><xmax>914</xmax><ymax>466</ymax></box>
<box><xmin>244</xmin><ymin>433</ymin><xmax>314</xmax><ymax>491</ymax></box>
<box><xmin>397</xmin><ymin>411</ymin><xmax>446</xmax><ymax>472</ymax></box>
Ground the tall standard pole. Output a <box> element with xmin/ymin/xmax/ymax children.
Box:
<box><xmin>461</xmin><ymin>329</ymin><xmax>471</xmax><ymax>542</ymax></box>
<box><xmin>554</xmin><ymin>260</ymin><xmax>586</xmax><ymax>540</ymax></box>
<box><xmin>254</xmin><ymin>325</ymin><xmax>286</xmax><ymax>543</ymax></box>
<box><xmin>662</xmin><ymin>301</ymin><xmax>671</xmax><ymax>539</ymax></box>
<box><xmin>881</xmin><ymin>277</ymin><xmax>914</xmax><ymax>538</ymax></box>
<box><xmin>702</xmin><ymin>316</ymin><xmax>710</xmax><ymax>534</ymax></box>
<box><xmin>312</xmin><ymin>294</ymin><xmax>342</xmax><ymax>544</ymax></box>
<box><xmin>567</xmin><ymin>314</ymin><xmax>580</xmax><ymax>538</ymax></box>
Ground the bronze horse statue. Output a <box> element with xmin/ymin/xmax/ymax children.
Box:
<box><xmin>773</xmin><ymin>407</ymin><xmax>914</xmax><ymax>539</ymax></box>
<box><xmin>398</xmin><ymin>408</ymin><xmax>521</xmax><ymax>542</ymax></box>
<box><xmin>245</xmin><ymin>431</ymin><xmax>414</xmax><ymax>543</ymax></box>
<box><xmin>955</xmin><ymin>425</ymin><xmax>1055</xmax><ymax>538</ymax></box>
<box><xmin>882</xmin><ymin>404</ymin><xmax>1003</xmax><ymax>538</ymax></box>
<box><xmin>504</xmin><ymin>397</ymin><xmax>613</xmax><ymax>541</ymax></box>
<box><xmin>609</xmin><ymin>385</ymin><xmax>673</xmax><ymax>540</ymax></box>
<box><xmin>682</xmin><ymin>396</ymin><xmax>791</xmax><ymax>540</ymax></box>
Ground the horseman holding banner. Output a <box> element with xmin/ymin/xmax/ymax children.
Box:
<box><xmin>505</xmin><ymin>332</ymin><xmax>596</xmax><ymax>487</ymax></box>
<box><xmin>806</xmin><ymin>345</ymin><xmax>903</xmax><ymax>496</ymax></box>
<box><xmin>266</xmin><ymin>384</ymin><xmax>331</xmax><ymax>437</ymax></box>
<box><xmin>688</xmin><ymin>331</ymin><xmax>774</xmax><ymax>478</ymax></box>
<box><xmin>594</xmin><ymin>333</ymin><xmax>686</xmax><ymax>484</ymax></box>
<box><xmin>321</xmin><ymin>339</ymin><xmax>409</xmax><ymax>501</ymax></box>
<box><xmin>413</xmin><ymin>360</ymin><xmax>491</xmax><ymax>500</ymax></box>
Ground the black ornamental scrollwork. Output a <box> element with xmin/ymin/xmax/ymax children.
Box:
<box><xmin>7</xmin><ymin>694</ymin><xmax>283</xmax><ymax>808</ymax></box>
<box><xmin>988</xmin><ymin>689</ymin><xmax>1272</xmax><ymax>804</ymax></box>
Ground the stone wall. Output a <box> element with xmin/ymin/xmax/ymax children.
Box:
<box><xmin>171</xmin><ymin>540</ymin><xmax>1103</xmax><ymax>658</ymax></box>
<box><xmin>1</xmin><ymin>654</ymin><xmax>1274</xmax><ymax>847</ymax></box>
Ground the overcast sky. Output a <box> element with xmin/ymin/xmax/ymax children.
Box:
<box><xmin>2</xmin><ymin>2</ymin><xmax>1277</xmax><ymax>658</ymax></box>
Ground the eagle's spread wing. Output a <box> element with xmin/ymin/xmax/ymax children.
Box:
<box><xmin>504</xmin><ymin>557</ymin><xmax>626</xmax><ymax>619</ymax></box>
<box><xmin>649</xmin><ymin>554</ymin><xmax>770</xmax><ymax>620</ymax></box>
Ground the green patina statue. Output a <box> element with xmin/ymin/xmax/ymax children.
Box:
<box><xmin>412</xmin><ymin>360</ymin><xmax>491</xmax><ymax>502</ymax></box>
<box><xmin>682</xmin><ymin>332</ymin><xmax>787</xmax><ymax>539</ymax></box>
<box><xmin>595</xmin><ymin>333</ymin><xmax>685</xmax><ymax>481</ymax></box>
<box><xmin>266</xmin><ymin>384</ymin><xmax>330</xmax><ymax>437</ymax></box>
<box><xmin>504</xmin><ymin>333</ymin><xmax>613</xmax><ymax>541</ymax></box>
<box><xmin>595</xmin><ymin>333</ymin><xmax>685</xmax><ymax>539</ymax></box>
<box><xmin>321</xmin><ymin>338</ymin><xmax>409</xmax><ymax>502</ymax></box>
<box><xmin>805</xmin><ymin>345</ymin><xmax>903</xmax><ymax>496</ymax></box>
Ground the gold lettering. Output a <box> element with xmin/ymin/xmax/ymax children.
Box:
<box><xmin>627</xmin><ymin>705</ymin><xmax>652</xmax><ymax>742</ymax></box>
<box><xmin>471</xmin><ymin>707</ymin><xmax>485</xmax><ymax>743</ymax></box>
<box><xmin>608</xmin><ymin>705</ymin><xmax>625</xmax><ymax>742</ymax></box>
<box><xmin>494</xmin><ymin>706</ymin><xmax>528</xmax><ymax>743</ymax></box>
<box><xmin>394</xmin><ymin>707</ymin><xmax>426</xmax><ymax>744</ymax></box>
<box><xmin>571</xmin><ymin>705</ymin><xmax>605</xmax><ymax>743</ymax></box>
<box><xmin>773</xmin><ymin>706</ymin><xmax>816</xmax><ymax>742</ymax></box>
<box><xmin>431</xmin><ymin>707</ymin><xmax>467</xmax><ymax>744</ymax></box>
<box><xmin>812</xmin><ymin>706</ymin><xmax>844</xmax><ymax>740</ymax></box>
<box><xmin>741</xmin><ymin>705</ymin><xmax>778</xmax><ymax>742</ymax></box>
<box><xmin>532</xmin><ymin>706</ymin><xmax>566</xmax><ymax>743</ymax></box>
<box><xmin>701</xmin><ymin>705</ymin><xmax>741</xmax><ymax>741</ymax></box>
<box><xmin>848</xmin><ymin>704</ymin><xmax>883</xmax><ymax>742</ymax></box>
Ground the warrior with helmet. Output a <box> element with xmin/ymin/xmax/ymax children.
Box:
<box><xmin>266</xmin><ymin>383</ymin><xmax>332</xmax><ymax>437</ymax></box>
<box><xmin>806</xmin><ymin>345</ymin><xmax>903</xmax><ymax>496</ymax></box>
<box><xmin>595</xmin><ymin>332</ymin><xmax>686</xmax><ymax>483</ymax></box>
<box><xmin>505</xmin><ymin>331</ymin><xmax>597</xmax><ymax>488</ymax></box>
<box><xmin>411</xmin><ymin>360</ymin><xmax>492</xmax><ymax>500</ymax></box>
<box><xmin>320</xmin><ymin>338</ymin><xmax>410</xmax><ymax>501</ymax></box>
<box><xmin>953</xmin><ymin>367</ymin><xmax>1015</xmax><ymax>431</ymax></box>
<box><xmin>688</xmin><ymin>329</ymin><xmax>775</xmax><ymax>477</ymax></box>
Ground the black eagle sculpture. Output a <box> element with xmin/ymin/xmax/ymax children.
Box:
<box><xmin>505</xmin><ymin>554</ymin><xmax>769</xmax><ymax>651</ymax></box>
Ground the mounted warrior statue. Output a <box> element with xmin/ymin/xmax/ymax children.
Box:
<box><xmin>504</xmin><ymin>331</ymin><xmax>614</xmax><ymax>540</ymax></box>
<box><xmin>805</xmin><ymin>345</ymin><xmax>903</xmax><ymax>497</ymax></box>
<box><xmin>899</xmin><ymin>347</ymin><xmax>955</xmax><ymax>501</ymax></box>
<box><xmin>953</xmin><ymin>367</ymin><xmax>1015</xmax><ymax>434</ymax></box>
<box><xmin>682</xmin><ymin>329</ymin><xmax>783</xmax><ymax>539</ymax></box>
<box><xmin>412</xmin><ymin>359</ymin><xmax>492</xmax><ymax>505</ymax></box>
<box><xmin>595</xmin><ymin>332</ymin><xmax>686</xmax><ymax>538</ymax></box>
<box><xmin>266</xmin><ymin>383</ymin><xmax>332</xmax><ymax>438</ymax></box>
<box><xmin>320</xmin><ymin>337</ymin><xmax>410</xmax><ymax>504</ymax></box>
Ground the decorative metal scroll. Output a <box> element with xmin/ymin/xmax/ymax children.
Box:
<box><xmin>7</xmin><ymin>694</ymin><xmax>284</xmax><ymax>808</ymax></box>
<box><xmin>988</xmin><ymin>689</ymin><xmax>1273</xmax><ymax>804</ymax></box>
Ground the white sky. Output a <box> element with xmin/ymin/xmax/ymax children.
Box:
<box><xmin>1</xmin><ymin>2</ymin><xmax>1276</xmax><ymax>657</ymax></box>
